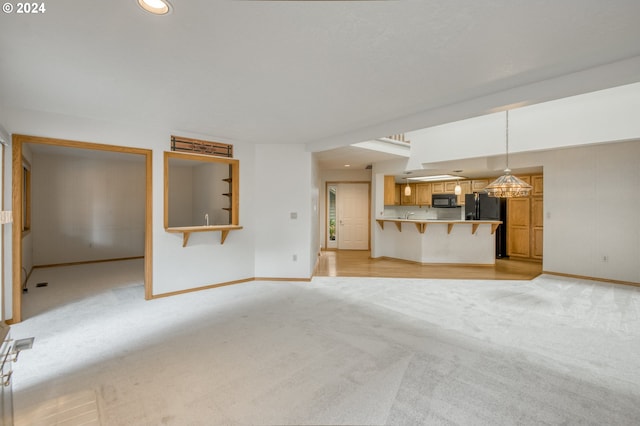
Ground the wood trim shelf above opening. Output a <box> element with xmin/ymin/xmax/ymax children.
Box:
<box><xmin>165</xmin><ymin>225</ymin><xmax>243</xmax><ymax>247</ymax></box>
<box><xmin>171</xmin><ymin>135</ymin><xmax>233</xmax><ymax>158</ymax></box>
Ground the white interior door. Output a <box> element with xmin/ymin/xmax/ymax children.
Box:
<box><xmin>337</xmin><ymin>183</ymin><xmax>369</xmax><ymax>250</ymax></box>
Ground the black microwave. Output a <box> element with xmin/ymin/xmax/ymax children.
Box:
<box><xmin>432</xmin><ymin>193</ymin><xmax>458</xmax><ymax>208</ymax></box>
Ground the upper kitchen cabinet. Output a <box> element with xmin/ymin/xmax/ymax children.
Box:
<box><xmin>415</xmin><ymin>183</ymin><xmax>432</xmax><ymax>206</ymax></box>
<box><xmin>400</xmin><ymin>183</ymin><xmax>416</xmax><ymax>205</ymax></box>
<box><xmin>471</xmin><ymin>179</ymin><xmax>489</xmax><ymax>191</ymax></box>
<box><xmin>384</xmin><ymin>175</ymin><xmax>399</xmax><ymax>205</ymax></box>
<box><xmin>456</xmin><ymin>181</ymin><xmax>471</xmax><ymax>205</ymax></box>
<box><xmin>532</xmin><ymin>175</ymin><xmax>543</xmax><ymax>195</ymax></box>
<box><xmin>431</xmin><ymin>182</ymin><xmax>445</xmax><ymax>194</ymax></box>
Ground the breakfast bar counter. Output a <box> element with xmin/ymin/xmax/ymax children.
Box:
<box><xmin>375</xmin><ymin>218</ymin><xmax>502</xmax><ymax>265</ymax></box>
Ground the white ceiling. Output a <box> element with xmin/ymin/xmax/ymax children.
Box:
<box><xmin>2</xmin><ymin>0</ymin><xmax>640</xmax><ymax>167</ymax></box>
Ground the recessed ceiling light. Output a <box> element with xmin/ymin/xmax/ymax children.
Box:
<box><xmin>137</xmin><ymin>0</ymin><xmax>172</xmax><ymax>15</ymax></box>
<box><xmin>344</xmin><ymin>164</ymin><xmax>351</xmax><ymax>167</ymax></box>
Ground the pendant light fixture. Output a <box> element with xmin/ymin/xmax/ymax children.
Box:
<box><xmin>484</xmin><ymin>110</ymin><xmax>532</xmax><ymax>198</ymax></box>
<box><xmin>454</xmin><ymin>179</ymin><xmax>462</xmax><ymax>195</ymax></box>
<box><xmin>404</xmin><ymin>178</ymin><xmax>411</xmax><ymax>196</ymax></box>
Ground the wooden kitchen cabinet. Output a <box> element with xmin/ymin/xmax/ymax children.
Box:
<box><xmin>415</xmin><ymin>183</ymin><xmax>432</xmax><ymax>206</ymax></box>
<box><xmin>384</xmin><ymin>175</ymin><xmax>399</xmax><ymax>205</ymax></box>
<box><xmin>507</xmin><ymin>197</ymin><xmax>531</xmax><ymax>258</ymax></box>
<box><xmin>471</xmin><ymin>179</ymin><xmax>489</xmax><ymax>191</ymax></box>
<box><xmin>456</xmin><ymin>181</ymin><xmax>471</xmax><ymax>205</ymax></box>
<box><xmin>531</xmin><ymin>196</ymin><xmax>544</xmax><ymax>259</ymax></box>
<box><xmin>506</xmin><ymin>174</ymin><xmax>544</xmax><ymax>261</ymax></box>
<box><xmin>431</xmin><ymin>182</ymin><xmax>445</xmax><ymax>194</ymax></box>
<box><xmin>532</xmin><ymin>175</ymin><xmax>543</xmax><ymax>195</ymax></box>
<box><xmin>400</xmin><ymin>183</ymin><xmax>416</xmax><ymax>205</ymax></box>
<box><xmin>444</xmin><ymin>181</ymin><xmax>457</xmax><ymax>192</ymax></box>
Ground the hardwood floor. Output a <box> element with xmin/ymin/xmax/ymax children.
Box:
<box><xmin>315</xmin><ymin>250</ymin><xmax>542</xmax><ymax>280</ymax></box>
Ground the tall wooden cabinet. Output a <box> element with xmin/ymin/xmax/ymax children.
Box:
<box><xmin>507</xmin><ymin>174</ymin><xmax>543</xmax><ymax>260</ymax></box>
<box><xmin>384</xmin><ymin>175</ymin><xmax>399</xmax><ymax>205</ymax></box>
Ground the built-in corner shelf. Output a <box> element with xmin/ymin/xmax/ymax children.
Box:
<box><xmin>165</xmin><ymin>225</ymin><xmax>243</xmax><ymax>247</ymax></box>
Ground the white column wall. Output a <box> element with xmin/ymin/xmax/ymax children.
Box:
<box><xmin>254</xmin><ymin>144</ymin><xmax>313</xmax><ymax>279</ymax></box>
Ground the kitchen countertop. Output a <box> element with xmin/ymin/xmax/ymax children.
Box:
<box><xmin>377</xmin><ymin>218</ymin><xmax>501</xmax><ymax>222</ymax></box>
<box><xmin>376</xmin><ymin>218</ymin><xmax>501</xmax><ymax>234</ymax></box>
<box><xmin>375</xmin><ymin>218</ymin><xmax>503</xmax><ymax>265</ymax></box>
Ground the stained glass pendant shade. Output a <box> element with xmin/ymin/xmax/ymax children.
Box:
<box><xmin>484</xmin><ymin>110</ymin><xmax>532</xmax><ymax>198</ymax></box>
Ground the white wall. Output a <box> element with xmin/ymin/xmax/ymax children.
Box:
<box><xmin>541</xmin><ymin>141</ymin><xmax>640</xmax><ymax>283</ymax></box>
<box><xmin>21</xmin><ymin>144</ymin><xmax>33</xmax><ymax>281</ymax></box>
<box><xmin>0</xmin><ymin>123</ymin><xmax>10</xmax><ymax>321</ymax></box>
<box><xmin>192</xmin><ymin>162</ymin><xmax>230</xmax><ymax>226</ymax></box>
<box><xmin>31</xmin><ymin>151</ymin><xmax>146</xmax><ymax>265</ymax></box>
<box><xmin>309</xmin><ymin>156</ymin><xmax>320</xmax><ymax>271</ymax></box>
<box><xmin>167</xmin><ymin>165</ymin><xmax>193</xmax><ymax>227</ymax></box>
<box><xmin>254</xmin><ymin>144</ymin><xmax>313</xmax><ymax>278</ymax></box>
<box><xmin>0</xmin><ymin>106</ymin><xmax>257</xmax><ymax>301</ymax></box>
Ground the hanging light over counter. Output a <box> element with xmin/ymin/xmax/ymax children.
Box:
<box><xmin>484</xmin><ymin>110</ymin><xmax>532</xmax><ymax>198</ymax></box>
<box><xmin>454</xmin><ymin>180</ymin><xmax>462</xmax><ymax>195</ymax></box>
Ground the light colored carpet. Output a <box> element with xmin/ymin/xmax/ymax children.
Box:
<box><xmin>11</xmin><ymin>259</ymin><xmax>640</xmax><ymax>425</ymax></box>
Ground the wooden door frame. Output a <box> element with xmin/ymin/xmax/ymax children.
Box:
<box><xmin>324</xmin><ymin>181</ymin><xmax>371</xmax><ymax>251</ymax></box>
<box><xmin>10</xmin><ymin>134</ymin><xmax>153</xmax><ymax>323</ymax></box>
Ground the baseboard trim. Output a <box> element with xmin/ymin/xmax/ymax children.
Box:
<box><xmin>543</xmin><ymin>271</ymin><xmax>640</xmax><ymax>288</ymax></box>
<box><xmin>151</xmin><ymin>277</ymin><xmax>256</xmax><ymax>299</ymax></box>
<box><xmin>254</xmin><ymin>277</ymin><xmax>312</xmax><ymax>282</ymax></box>
<box><xmin>151</xmin><ymin>276</ymin><xmax>312</xmax><ymax>299</ymax></box>
<box><xmin>377</xmin><ymin>256</ymin><xmax>494</xmax><ymax>267</ymax></box>
<box><xmin>34</xmin><ymin>256</ymin><xmax>144</xmax><ymax>269</ymax></box>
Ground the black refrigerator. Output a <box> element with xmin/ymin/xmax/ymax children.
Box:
<box><xmin>465</xmin><ymin>192</ymin><xmax>507</xmax><ymax>258</ymax></box>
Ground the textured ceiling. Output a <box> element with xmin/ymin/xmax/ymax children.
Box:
<box><xmin>1</xmin><ymin>0</ymin><xmax>640</xmax><ymax>151</ymax></box>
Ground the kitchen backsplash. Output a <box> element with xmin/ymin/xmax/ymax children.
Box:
<box><xmin>382</xmin><ymin>205</ymin><xmax>465</xmax><ymax>220</ymax></box>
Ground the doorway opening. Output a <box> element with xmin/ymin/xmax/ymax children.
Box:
<box><xmin>325</xmin><ymin>182</ymin><xmax>370</xmax><ymax>251</ymax></box>
<box><xmin>11</xmin><ymin>134</ymin><xmax>153</xmax><ymax>323</ymax></box>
